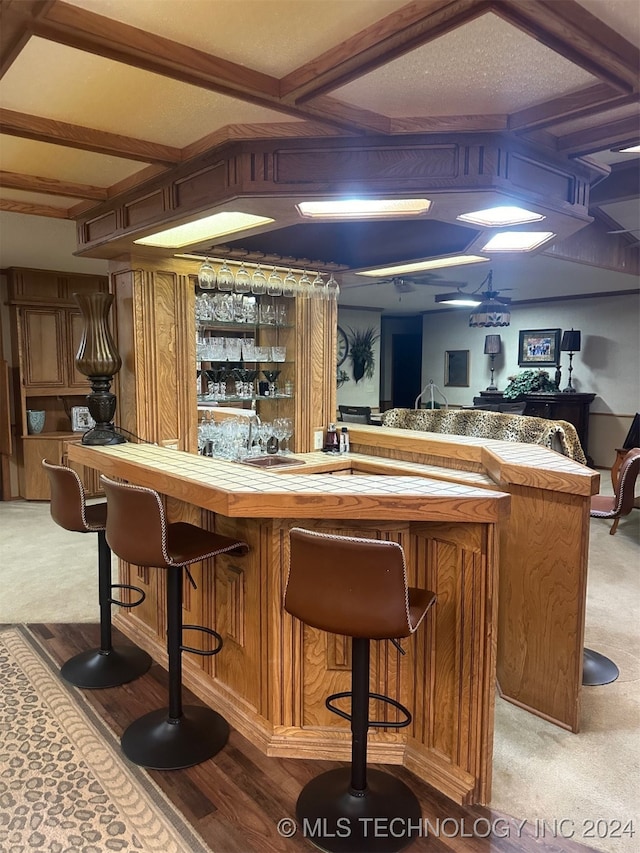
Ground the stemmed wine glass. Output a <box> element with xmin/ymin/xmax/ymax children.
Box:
<box><xmin>197</xmin><ymin>258</ymin><xmax>216</xmax><ymax>290</ymax></box>
<box><xmin>283</xmin><ymin>269</ymin><xmax>297</xmax><ymax>297</ymax></box>
<box><xmin>216</xmin><ymin>261</ymin><xmax>234</xmax><ymax>292</ymax></box>
<box><xmin>312</xmin><ymin>272</ymin><xmax>325</xmax><ymax>299</ymax></box>
<box><xmin>267</xmin><ymin>267</ymin><xmax>283</xmax><ymax>296</ymax></box>
<box><xmin>262</xmin><ymin>369</ymin><xmax>281</xmax><ymax>397</ymax></box>
<box><xmin>251</xmin><ymin>264</ymin><xmax>267</xmax><ymax>295</ymax></box>
<box><xmin>275</xmin><ymin>417</ymin><xmax>293</xmax><ymax>453</ymax></box>
<box><xmin>234</xmin><ymin>263</ymin><xmax>251</xmax><ymax>294</ymax></box>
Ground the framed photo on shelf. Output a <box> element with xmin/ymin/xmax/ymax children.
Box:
<box><xmin>518</xmin><ymin>329</ymin><xmax>561</xmax><ymax>367</ymax></box>
<box><xmin>71</xmin><ymin>406</ymin><xmax>95</xmax><ymax>433</ymax></box>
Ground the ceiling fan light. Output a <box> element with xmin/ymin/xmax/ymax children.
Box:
<box><xmin>480</xmin><ymin>231</ymin><xmax>555</xmax><ymax>252</ymax></box>
<box><xmin>618</xmin><ymin>144</ymin><xmax>640</xmax><ymax>153</ymax></box>
<box><xmin>435</xmin><ymin>292</ymin><xmax>482</xmax><ymax>306</ymax></box>
<box><xmin>457</xmin><ymin>205</ymin><xmax>545</xmax><ymax>227</ymax></box>
<box><xmin>296</xmin><ymin>198</ymin><xmax>432</xmax><ymax>219</ymax></box>
<box><xmin>469</xmin><ymin>298</ymin><xmax>511</xmax><ymax>327</ymax></box>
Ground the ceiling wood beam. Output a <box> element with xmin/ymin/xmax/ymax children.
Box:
<box><xmin>0</xmin><ymin>108</ymin><xmax>182</xmax><ymax>164</ymax></box>
<box><xmin>509</xmin><ymin>84</ymin><xmax>633</xmax><ymax>133</ymax></box>
<box><xmin>279</xmin><ymin>0</ymin><xmax>492</xmax><ymax>103</ymax></box>
<box><xmin>0</xmin><ymin>197</ymin><xmax>70</xmax><ymax>218</ymax></box>
<box><xmin>0</xmin><ymin>0</ymin><xmax>53</xmax><ymax>78</ymax></box>
<box><xmin>0</xmin><ymin>169</ymin><xmax>108</xmax><ymax>200</ymax></box>
<box><xmin>493</xmin><ymin>0</ymin><xmax>639</xmax><ymax>94</ymax></box>
<box><xmin>31</xmin><ymin>0</ymin><xmax>385</xmax><ymax>135</ymax></box>
<box><xmin>557</xmin><ymin>116</ymin><xmax>640</xmax><ymax>156</ymax></box>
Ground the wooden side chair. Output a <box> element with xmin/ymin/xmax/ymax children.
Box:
<box><xmin>591</xmin><ymin>447</ymin><xmax>640</xmax><ymax>535</ymax></box>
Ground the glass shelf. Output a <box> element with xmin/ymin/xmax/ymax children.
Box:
<box><xmin>197</xmin><ymin>394</ymin><xmax>293</xmax><ymax>403</ymax></box>
<box><xmin>197</xmin><ymin>360</ymin><xmax>293</xmax><ymax>366</ymax></box>
<box><xmin>197</xmin><ymin>321</ymin><xmax>294</xmax><ymax>332</ymax></box>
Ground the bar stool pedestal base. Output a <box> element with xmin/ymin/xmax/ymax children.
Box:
<box><xmin>582</xmin><ymin>648</ymin><xmax>619</xmax><ymax>686</ymax></box>
<box><xmin>121</xmin><ymin>705</ymin><xmax>229</xmax><ymax>770</ymax></box>
<box><xmin>296</xmin><ymin>767</ymin><xmax>421</xmax><ymax>853</ymax></box>
<box><xmin>60</xmin><ymin>645</ymin><xmax>151</xmax><ymax>689</ymax></box>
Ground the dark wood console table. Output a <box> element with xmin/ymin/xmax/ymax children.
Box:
<box><xmin>478</xmin><ymin>391</ymin><xmax>596</xmax><ymax>463</ymax></box>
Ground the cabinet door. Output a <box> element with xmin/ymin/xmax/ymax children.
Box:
<box><xmin>22</xmin><ymin>437</ymin><xmax>64</xmax><ymax>499</ymax></box>
<box><xmin>20</xmin><ymin>308</ymin><xmax>65</xmax><ymax>388</ymax></box>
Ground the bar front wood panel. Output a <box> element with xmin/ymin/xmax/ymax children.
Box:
<box><xmin>69</xmin><ymin>442</ymin><xmax>505</xmax><ymax>805</ymax></box>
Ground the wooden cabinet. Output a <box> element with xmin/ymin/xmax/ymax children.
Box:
<box><xmin>3</xmin><ymin>267</ymin><xmax>109</xmax><ymax>499</ymax></box>
<box><xmin>478</xmin><ymin>390</ymin><xmax>596</xmax><ymax>461</ymax></box>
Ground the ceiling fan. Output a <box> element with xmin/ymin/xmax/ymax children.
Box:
<box><xmin>346</xmin><ymin>271</ymin><xmax>468</xmax><ymax>293</ymax></box>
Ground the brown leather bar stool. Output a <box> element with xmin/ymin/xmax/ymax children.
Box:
<box><xmin>42</xmin><ymin>460</ymin><xmax>152</xmax><ymax>689</ymax></box>
<box><xmin>101</xmin><ymin>474</ymin><xmax>248</xmax><ymax>770</ymax></box>
<box><xmin>285</xmin><ymin>527</ymin><xmax>436</xmax><ymax>853</ymax></box>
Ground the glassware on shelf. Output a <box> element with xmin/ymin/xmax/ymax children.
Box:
<box><xmin>217</xmin><ymin>261</ymin><xmax>234</xmax><ymax>292</ymax></box>
<box><xmin>326</xmin><ymin>272</ymin><xmax>340</xmax><ymax>301</ymax></box>
<box><xmin>282</xmin><ymin>269</ymin><xmax>297</xmax><ymax>297</ymax></box>
<box><xmin>254</xmin><ymin>346</ymin><xmax>270</xmax><ymax>361</ymax></box>
<box><xmin>267</xmin><ymin>267</ymin><xmax>283</xmax><ymax>296</ymax></box>
<box><xmin>234</xmin><ymin>263</ymin><xmax>251</xmax><ymax>294</ymax></box>
<box><xmin>244</xmin><ymin>297</ymin><xmax>258</xmax><ymax>324</ymax></box>
<box><xmin>312</xmin><ymin>271</ymin><xmax>326</xmax><ymax>299</ymax></box>
<box><xmin>262</xmin><ymin>369</ymin><xmax>281</xmax><ymax>397</ymax></box>
<box><xmin>271</xmin><ymin>346</ymin><xmax>286</xmax><ymax>362</ymax></box>
<box><xmin>251</xmin><ymin>264</ymin><xmax>267</xmax><ymax>295</ymax></box>
<box><xmin>209</xmin><ymin>336</ymin><xmax>225</xmax><ymax>360</ymax></box>
<box><xmin>284</xmin><ymin>379</ymin><xmax>294</xmax><ymax>397</ymax></box>
<box><xmin>225</xmin><ymin>337</ymin><xmax>242</xmax><ymax>362</ymax></box>
<box><xmin>213</xmin><ymin>293</ymin><xmax>233</xmax><ymax>322</ymax></box>
<box><xmin>259</xmin><ymin>303</ymin><xmax>275</xmax><ymax>325</ymax></box>
<box><xmin>274</xmin><ymin>304</ymin><xmax>287</xmax><ymax>325</ymax></box>
<box><xmin>197</xmin><ymin>258</ymin><xmax>216</xmax><ymax>290</ymax></box>
<box><xmin>241</xmin><ymin>338</ymin><xmax>256</xmax><ymax>361</ymax></box>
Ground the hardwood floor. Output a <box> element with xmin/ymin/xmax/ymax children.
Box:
<box><xmin>30</xmin><ymin>623</ymin><xmax>596</xmax><ymax>853</ymax></box>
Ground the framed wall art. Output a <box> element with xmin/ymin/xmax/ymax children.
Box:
<box><xmin>444</xmin><ymin>349</ymin><xmax>469</xmax><ymax>387</ymax></box>
<box><xmin>518</xmin><ymin>329</ymin><xmax>561</xmax><ymax>367</ymax></box>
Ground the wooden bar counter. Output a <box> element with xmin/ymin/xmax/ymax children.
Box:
<box><xmin>68</xmin><ymin>430</ymin><xmax>597</xmax><ymax>805</ymax></box>
<box><xmin>69</xmin><ymin>439</ymin><xmax>509</xmax><ymax>806</ymax></box>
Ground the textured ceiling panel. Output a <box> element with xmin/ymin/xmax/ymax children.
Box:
<box><xmin>0</xmin><ymin>38</ymin><xmax>301</xmax><ymax>146</ymax></box>
<box><xmin>333</xmin><ymin>13</ymin><xmax>598</xmax><ymax>116</ymax></box>
<box><xmin>64</xmin><ymin>0</ymin><xmax>409</xmax><ymax>76</ymax></box>
<box><xmin>0</xmin><ymin>136</ymin><xmax>143</xmax><ymax>184</ymax></box>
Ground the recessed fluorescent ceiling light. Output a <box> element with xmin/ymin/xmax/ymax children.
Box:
<box><xmin>357</xmin><ymin>254</ymin><xmax>490</xmax><ymax>278</ymax></box>
<box><xmin>297</xmin><ymin>198</ymin><xmax>432</xmax><ymax>218</ymax></box>
<box><xmin>457</xmin><ymin>205</ymin><xmax>545</xmax><ymax>226</ymax></box>
<box><xmin>481</xmin><ymin>232</ymin><xmax>555</xmax><ymax>252</ymax></box>
<box><xmin>134</xmin><ymin>212</ymin><xmax>274</xmax><ymax>248</ymax></box>
<box><xmin>619</xmin><ymin>144</ymin><xmax>640</xmax><ymax>153</ymax></box>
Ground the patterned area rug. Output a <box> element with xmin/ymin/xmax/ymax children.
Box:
<box><xmin>0</xmin><ymin>625</ymin><xmax>212</xmax><ymax>853</ymax></box>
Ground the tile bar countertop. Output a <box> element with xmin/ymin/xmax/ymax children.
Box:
<box><xmin>67</xmin><ymin>441</ymin><xmax>510</xmax><ymax>523</ymax></box>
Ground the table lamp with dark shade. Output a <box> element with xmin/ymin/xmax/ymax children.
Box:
<box><xmin>561</xmin><ymin>329</ymin><xmax>581</xmax><ymax>393</ymax></box>
<box><xmin>74</xmin><ymin>292</ymin><xmax>126</xmax><ymax>445</ymax></box>
<box><xmin>484</xmin><ymin>334</ymin><xmax>501</xmax><ymax>390</ymax></box>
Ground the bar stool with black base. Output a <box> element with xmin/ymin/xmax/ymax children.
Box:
<box><xmin>42</xmin><ymin>459</ymin><xmax>152</xmax><ymax>689</ymax></box>
<box><xmin>101</xmin><ymin>474</ymin><xmax>248</xmax><ymax>770</ymax></box>
<box><xmin>285</xmin><ymin>527</ymin><xmax>436</xmax><ymax>853</ymax></box>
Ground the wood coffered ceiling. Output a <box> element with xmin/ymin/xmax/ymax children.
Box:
<box><xmin>0</xmin><ymin>0</ymin><xmax>638</xmax><ymax>308</ymax></box>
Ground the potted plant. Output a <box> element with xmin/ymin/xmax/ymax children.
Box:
<box><xmin>503</xmin><ymin>369</ymin><xmax>558</xmax><ymax>399</ymax></box>
<box><xmin>347</xmin><ymin>326</ymin><xmax>379</xmax><ymax>383</ymax></box>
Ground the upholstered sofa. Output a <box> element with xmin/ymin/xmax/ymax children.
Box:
<box><xmin>381</xmin><ymin>407</ymin><xmax>587</xmax><ymax>463</ymax></box>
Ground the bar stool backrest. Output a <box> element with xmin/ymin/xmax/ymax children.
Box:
<box><xmin>286</xmin><ymin>527</ymin><xmax>414</xmax><ymax>639</ymax></box>
<box><xmin>101</xmin><ymin>475</ymin><xmax>169</xmax><ymax>568</ymax></box>
<box><xmin>615</xmin><ymin>448</ymin><xmax>640</xmax><ymax>516</ymax></box>
<box><xmin>42</xmin><ymin>458</ymin><xmax>95</xmax><ymax>533</ymax></box>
